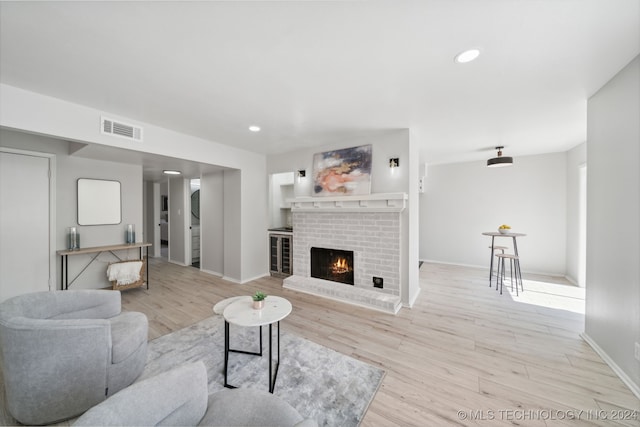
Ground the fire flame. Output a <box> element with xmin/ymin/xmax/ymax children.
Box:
<box><xmin>332</xmin><ymin>257</ymin><xmax>350</xmax><ymax>274</ymax></box>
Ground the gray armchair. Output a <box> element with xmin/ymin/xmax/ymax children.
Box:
<box><xmin>0</xmin><ymin>290</ymin><xmax>148</xmax><ymax>425</ymax></box>
<box><xmin>73</xmin><ymin>362</ymin><xmax>317</xmax><ymax>427</ymax></box>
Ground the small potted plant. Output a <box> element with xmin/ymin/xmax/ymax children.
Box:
<box><xmin>252</xmin><ymin>291</ymin><xmax>267</xmax><ymax>310</ymax></box>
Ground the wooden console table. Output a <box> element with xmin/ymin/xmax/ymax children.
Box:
<box><xmin>57</xmin><ymin>242</ymin><xmax>151</xmax><ymax>290</ymax></box>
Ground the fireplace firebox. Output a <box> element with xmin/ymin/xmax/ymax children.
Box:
<box><xmin>310</xmin><ymin>247</ymin><xmax>354</xmax><ymax>285</ymax></box>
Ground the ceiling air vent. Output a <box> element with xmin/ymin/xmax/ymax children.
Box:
<box><xmin>101</xmin><ymin>117</ymin><xmax>143</xmax><ymax>142</ymax></box>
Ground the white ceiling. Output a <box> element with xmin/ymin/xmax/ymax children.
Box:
<box><xmin>1</xmin><ymin>0</ymin><xmax>639</xmax><ymax>172</ymax></box>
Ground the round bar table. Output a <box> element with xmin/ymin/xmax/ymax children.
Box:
<box><xmin>482</xmin><ymin>232</ymin><xmax>526</xmax><ymax>287</ymax></box>
<box><xmin>222</xmin><ymin>295</ymin><xmax>292</xmax><ymax>393</ymax></box>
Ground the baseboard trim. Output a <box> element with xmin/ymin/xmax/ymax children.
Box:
<box><xmin>421</xmin><ymin>259</ymin><xmax>488</xmax><ymax>270</ymax></box>
<box><xmin>564</xmin><ymin>275</ymin><xmax>580</xmax><ymax>286</ymax></box>
<box><xmin>420</xmin><ymin>259</ymin><xmax>569</xmax><ymax>279</ymax></box>
<box><xmin>580</xmin><ymin>332</ymin><xmax>640</xmax><ymax>400</ymax></box>
<box><xmin>221</xmin><ymin>273</ymin><xmax>270</xmax><ymax>284</ymax></box>
<box><xmin>404</xmin><ymin>286</ymin><xmax>421</xmax><ymax>308</ymax></box>
<box><xmin>200</xmin><ymin>268</ymin><xmax>223</xmax><ymax>278</ymax></box>
<box><xmin>240</xmin><ymin>273</ymin><xmax>270</xmax><ymax>284</ymax></box>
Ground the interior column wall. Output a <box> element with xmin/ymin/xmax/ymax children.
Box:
<box><xmin>565</xmin><ymin>142</ymin><xmax>587</xmax><ymax>285</ymax></box>
<box><xmin>223</xmin><ymin>169</ymin><xmax>242</xmax><ymax>282</ymax></box>
<box><xmin>168</xmin><ymin>177</ymin><xmax>187</xmax><ymax>266</ymax></box>
<box><xmin>585</xmin><ymin>55</ymin><xmax>639</xmax><ymax>394</ymax></box>
<box><xmin>201</xmin><ymin>171</ymin><xmax>224</xmax><ymax>276</ymax></box>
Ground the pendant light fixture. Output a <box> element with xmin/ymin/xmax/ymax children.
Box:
<box><xmin>487</xmin><ymin>146</ymin><xmax>513</xmax><ymax>168</ymax></box>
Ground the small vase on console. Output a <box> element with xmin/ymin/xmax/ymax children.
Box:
<box><xmin>67</xmin><ymin>227</ymin><xmax>80</xmax><ymax>250</ymax></box>
<box><xmin>125</xmin><ymin>224</ymin><xmax>136</xmax><ymax>244</ymax></box>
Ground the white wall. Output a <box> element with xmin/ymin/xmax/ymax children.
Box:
<box><xmin>168</xmin><ymin>177</ymin><xmax>188</xmax><ymax>266</ymax></box>
<box><xmin>585</xmin><ymin>55</ymin><xmax>639</xmax><ymax>394</ymax></box>
<box><xmin>0</xmin><ymin>129</ymin><xmax>143</xmax><ymax>289</ymax></box>
<box><xmin>266</xmin><ymin>129</ymin><xmax>420</xmax><ymax>306</ymax></box>
<box><xmin>201</xmin><ymin>171</ymin><xmax>224</xmax><ymax>276</ymax></box>
<box><xmin>420</xmin><ymin>152</ymin><xmax>567</xmax><ymax>276</ymax></box>
<box><xmin>223</xmin><ymin>169</ymin><xmax>242</xmax><ymax>282</ymax></box>
<box><xmin>0</xmin><ymin>83</ymin><xmax>269</xmax><ymax>283</ymax></box>
<box><xmin>240</xmin><ymin>163</ymin><xmax>270</xmax><ymax>282</ymax></box>
<box><xmin>565</xmin><ymin>143</ymin><xmax>587</xmax><ymax>285</ymax></box>
<box><xmin>407</xmin><ymin>132</ymin><xmax>420</xmax><ymax>305</ymax></box>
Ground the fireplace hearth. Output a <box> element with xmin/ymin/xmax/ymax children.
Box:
<box><xmin>310</xmin><ymin>247</ymin><xmax>354</xmax><ymax>285</ymax></box>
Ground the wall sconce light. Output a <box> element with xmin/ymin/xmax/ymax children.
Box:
<box><xmin>389</xmin><ymin>158</ymin><xmax>399</xmax><ymax>168</ymax></box>
<box><xmin>298</xmin><ymin>169</ymin><xmax>306</xmax><ymax>178</ymax></box>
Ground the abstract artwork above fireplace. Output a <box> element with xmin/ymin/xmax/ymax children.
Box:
<box><xmin>312</xmin><ymin>144</ymin><xmax>372</xmax><ymax>197</ymax></box>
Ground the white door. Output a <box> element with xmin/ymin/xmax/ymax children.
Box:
<box><xmin>0</xmin><ymin>150</ymin><xmax>52</xmax><ymax>301</ymax></box>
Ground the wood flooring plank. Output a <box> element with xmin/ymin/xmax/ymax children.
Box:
<box><xmin>117</xmin><ymin>258</ymin><xmax>639</xmax><ymax>426</ymax></box>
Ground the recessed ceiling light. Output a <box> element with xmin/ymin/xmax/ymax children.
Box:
<box><xmin>249</xmin><ymin>126</ymin><xmax>261</xmax><ymax>132</ymax></box>
<box><xmin>454</xmin><ymin>48</ymin><xmax>481</xmax><ymax>64</ymax></box>
<box><xmin>163</xmin><ymin>170</ymin><xmax>182</xmax><ymax>175</ymax></box>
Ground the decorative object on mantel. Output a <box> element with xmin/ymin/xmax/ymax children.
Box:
<box><xmin>487</xmin><ymin>146</ymin><xmax>513</xmax><ymax>167</ymax></box>
<box><xmin>312</xmin><ymin>145</ymin><xmax>372</xmax><ymax>196</ymax></box>
<box><xmin>125</xmin><ymin>224</ymin><xmax>136</xmax><ymax>243</ymax></box>
<box><xmin>252</xmin><ymin>291</ymin><xmax>267</xmax><ymax>309</ymax></box>
<box><xmin>67</xmin><ymin>226</ymin><xmax>80</xmax><ymax>250</ymax></box>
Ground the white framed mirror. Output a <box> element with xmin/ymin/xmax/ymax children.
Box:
<box><xmin>77</xmin><ymin>178</ymin><xmax>122</xmax><ymax>225</ymax></box>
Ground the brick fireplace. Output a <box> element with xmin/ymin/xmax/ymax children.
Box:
<box><xmin>283</xmin><ymin>193</ymin><xmax>406</xmax><ymax>313</ymax></box>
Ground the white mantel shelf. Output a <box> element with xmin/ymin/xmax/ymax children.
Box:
<box><xmin>288</xmin><ymin>192</ymin><xmax>408</xmax><ymax>213</ymax></box>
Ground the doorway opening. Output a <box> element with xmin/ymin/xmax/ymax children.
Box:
<box><xmin>160</xmin><ymin>182</ymin><xmax>169</xmax><ymax>259</ymax></box>
<box><xmin>268</xmin><ymin>172</ymin><xmax>294</xmax><ymax>230</ymax></box>
<box><xmin>190</xmin><ymin>179</ymin><xmax>200</xmax><ymax>268</ymax></box>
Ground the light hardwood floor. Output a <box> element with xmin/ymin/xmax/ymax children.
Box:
<box><xmin>122</xmin><ymin>258</ymin><xmax>639</xmax><ymax>426</ymax></box>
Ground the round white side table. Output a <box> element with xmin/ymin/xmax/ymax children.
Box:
<box><xmin>222</xmin><ymin>296</ymin><xmax>292</xmax><ymax>393</ymax></box>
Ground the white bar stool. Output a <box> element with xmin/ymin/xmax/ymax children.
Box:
<box><xmin>495</xmin><ymin>253</ymin><xmax>523</xmax><ymax>295</ymax></box>
<box><xmin>488</xmin><ymin>245</ymin><xmax>509</xmax><ymax>287</ymax></box>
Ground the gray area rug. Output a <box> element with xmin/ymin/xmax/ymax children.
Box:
<box><xmin>141</xmin><ymin>315</ymin><xmax>385</xmax><ymax>427</ymax></box>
